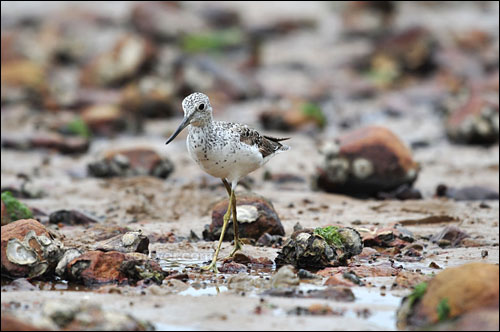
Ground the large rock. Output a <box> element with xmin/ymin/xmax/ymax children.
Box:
<box><xmin>204</xmin><ymin>192</ymin><xmax>285</xmax><ymax>241</ymax></box>
<box><xmin>275</xmin><ymin>227</ymin><xmax>363</xmax><ymax>269</ymax></box>
<box><xmin>66</xmin><ymin>250</ymin><xmax>165</xmax><ymax>286</ymax></box>
<box><xmin>397</xmin><ymin>263</ymin><xmax>499</xmax><ymax>328</ymax></box>
<box><xmin>87</xmin><ymin>147</ymin><xmax>174</xmax><ymax>179</ymax></box>
<box><xmin>315</xmin><ymin>126</ymin><xmax>419</xmax><ymax>197</ymax></box>
<box><xmin>446</xmin><ymin>91</ymin><xmax>499</xmax><ymax>145</ymax></box>
<box><xmin>1</xmin><ymin>219</ymin><xmax>64</xmax><ymax>279</ymax></box>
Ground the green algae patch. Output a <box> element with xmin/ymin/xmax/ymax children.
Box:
<box><xmin>437</xmin><ymin>298</ymin><xmax>450</xmax><ymax>322</ymax></box>
<box><xmin>181</xmin><ymin>28</ymin><xmax>245</xmax><ymax>53</ymax></box>
<box><xmin>314</xmin><ymin>226</ymin><xmax>343</xmax><ymax>248</ymax></box>
<box><xmin>1</xmin><ymin>191</ymin><xmax>33</xmax><ymax>225</ymax></box>
<box><xmin>408</xmin><ymin>282</ymin><xmax>428</xmax><ymax>307</ymax></box>
<box><xmin>66</xmin><ymin>117</ymin><xmax>91</xmax><ymax>138</ymax></box>
<box><xmin>301</xmin><ymin>102</ymin><xmax>326</xmax><ymax>128</ymax></box>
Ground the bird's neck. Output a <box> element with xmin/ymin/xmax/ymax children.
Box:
<box><xmin>188</xmin><ymin>117</ymin><xmax>215</xmax><ymax>138</ymax></box>
<box><xmin>189</xmin><ymin>113</ymin><xmax>213</xmax><ymax>128</ymax></box>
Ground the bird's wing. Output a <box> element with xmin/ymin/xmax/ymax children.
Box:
<box><xmin>235</xmin><ymin>125</ymin><xmax>290</xmax><ymax>158</ymax></box>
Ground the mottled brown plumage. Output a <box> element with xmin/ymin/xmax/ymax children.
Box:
<box><xmin>238</xmin><ymin>126</ymin><xmax>290</xmax><ymax>158</ymax></box>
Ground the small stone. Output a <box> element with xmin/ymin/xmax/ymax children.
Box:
<box><xmin>49</xmin><ymin>210</ymin><xmax>99</xmax><ymax>225</ymax></box>
<box><xmin>324</xmin><ymin>273</ymin><xmax>356</xmax><ymax>287</ymax></box>
<box><xmin>428</xmin><ymin>261</ymin><xmax>441</xmax><ymax>269</ymax></box>
<box><xmin>297</xmin><ymin>269</ymin><xmax>319</xmax><ymax>280</ymax></box>
<box><xmin>271</xmin><ymin>265</ymin><xmax>299</xmax><ymax>288</ymax></box>
<box><xmin>219</xmin><ymin>261</ymin><xmax>247</xmax><ymax>273</ymax></box>
<box><xmin>436</xmin><ymin>184</ymin><xmax>499</xmax><ymax>201</ymax></box>
<box><xmin>94</xmin><ymin>231</ymin><xmax>149</xmax><ymax>254</ymax></box>
<box><xmin>431</xmin><ymin>226</ymin><xmax>469</xmax><ymax>247</ymax></box>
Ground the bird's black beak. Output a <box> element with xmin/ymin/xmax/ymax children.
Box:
<box><xmin>165</xmin><ymin>116</ymin><xmax>190</xmax><ymax>145</ymax></box>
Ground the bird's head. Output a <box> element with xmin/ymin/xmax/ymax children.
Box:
<box><xmin>165</xmin><ymin>92</ymin><xmax>212</xmax><ymax>145</ymax></box>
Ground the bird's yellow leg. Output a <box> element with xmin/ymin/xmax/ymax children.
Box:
<box><xmin>229</xmin><ymin>190</ymin><xmax>242</xmax><ymax>257</ymax></box>
<box><xmin>222</xmin><ymin>179</ymin><xmax>243</xmax><ymax>258</ymax></box>
<box><xmin>202</xmin><ymin>188</ymin><xmax>233</xmax><ymax>273</ymax></box>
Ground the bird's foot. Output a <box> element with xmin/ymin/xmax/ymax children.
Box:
<box><xmin>228</xmin><ymin>240</ymin><xmax>243</xmax><ymax>258</ymax></box>
<box><xmin>201</xmin><ymin>261</ymin><xmax>219</xmax><ymax>273</ymax></box>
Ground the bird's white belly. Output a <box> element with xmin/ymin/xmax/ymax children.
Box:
<box><xmin>187</xmin><ymin>137</ymin><xmax>263</xmax><ymax>182</ymax></box>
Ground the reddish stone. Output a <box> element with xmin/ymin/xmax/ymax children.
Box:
<box><xmin>250</xmin><ymin>256</ymin><xmax>273</xmax><ymax>266</ymax></box>
<box><xmin>324</xmin><ymin>273</ymin><xmax>356</xmax><ymax>287</ymax></box>
<box><xmin>410</xmin><ymin>263</ymin><xmax>499</xmax><ymax>326</ymax></box>
<box><xmin>231</xmin><ymin>252</ymin><xmax>252</xmax><ymax>265</ymax></box>
<box><xmin>316</xmin><ymin>126</ymin><xmax>419</xmax><ymax>196</ymax></box>
<box><xmin>219</xmin><ymin>261</ymin><xmax>247</xmax><ymax>273</ymax></box>
<box><xmin>207</xmin><ymin>192</ymin><xmax>285</xmax><ymax>241</ymax></box>
<box><xmin>1</xmin><ymin>219</ymin><xmax>60</xmax><ymax>278</ymax></box>
<box><xmin>67</xmin><ymin>250</ymin><xmax>165</xmax><ymax>286</ymax></box>
<box><xmin>67</xmin><ymin>251</ymin><xmax>129</xmax><ymax>285</ymax></box>
<box><xmin>339</xmin><ymin>126</ymin><xmax>416</xmax><ymax>176</ymax></box>
<box><xmin>228</xmin><ymin>253</ymin><xmax>273</xmax><ymax>267</ymax></box>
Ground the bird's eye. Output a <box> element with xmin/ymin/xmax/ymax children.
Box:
<box><xmin>198</xmin><ymin>104</ymin><xmax>205</xmax><ymax>111</ymax></box>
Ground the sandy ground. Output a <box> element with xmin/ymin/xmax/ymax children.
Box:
<box><xmin>1</xmin><ymin>115</ymin><xmax>499</xmax><ymax>330</ymax></box>
<box><xmin>1</xmin><ymin>1</ymin><xmax>499</xmax><ymax>331</ymax></box>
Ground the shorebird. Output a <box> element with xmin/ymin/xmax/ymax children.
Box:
<box><xmin>165</xmin><ymin>92</ymin><xmax>290</xmax><ymax>273</ymax></box>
